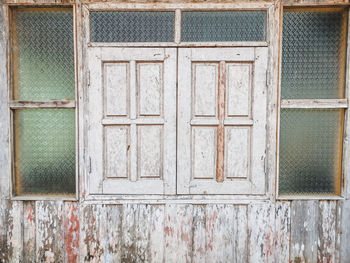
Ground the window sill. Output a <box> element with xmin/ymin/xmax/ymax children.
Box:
<box><xmin>11</xmin><ymin>195</ymin><xmax>78</xmax><ymax>201</ymax></box>
<box><xmin>277</xmin><ymin>194</ymin><xmax>344</xmax><ymax>201</ymax></box>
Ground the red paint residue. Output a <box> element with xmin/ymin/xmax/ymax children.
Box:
<box><xmin>65</xmin><ymin>204</ymin><xmax>80</xmax><ymax>263</ymax></box>
<box><xmin>27</xmin><ymin>205</ymin><xmax>33</xmax><ymax>223</ymax></box>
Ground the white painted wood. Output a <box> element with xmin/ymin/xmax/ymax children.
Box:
<box><xmin>7</xmin><ymin>201</ymin><xmax>23</xmax><ymax>263</ymax></box>
<box><xmin>177</xmin><ymin>47</ymin><xmax>268</xmax><ymax>194</ymax></box>
<box><xmin>164</xmin><ymin>204</ymin><xmax>193</xmax><ymax>262</ymax></box>
<box><xmin>248</xmin><ymin>202</ymin><xmax>274</xmax><ymax>263</ymax></box>
<box><xmin>104</xmin><ymin>63</ymin><xmax>129</xmax><ymax>117</ymax></box>
<box><xmin>89</xmin><ymin>41</ymin><xmax>269</xmax><ymax>47</ymax></box>
<box><xmin>274</xmin><ymin>202</ymin><xmax>290</xmax><ymax>263</ymax></box>
<box><xmin>225</xmin><ymin>127</ymin><xmax>250</xmax><ymax>179</ymax></box>
<box><xmin>226</xmin><ymin>64</ymin><xmax>252</xmax><ymax>117</ymax></box>
<box><xmin>281</xmin><ymin>99</ymin><xmax>348</xmax><ymax>109</ymax></box>
<box><xmin>149</xmin><ymin>205</ymin><xmax>165</xmax><ymax>263</ymax></box>
<box><xmin>192</xmin><ymin>127</ymin><xmax>217</xmax><ymax>179</ymax></box>
<box><xmin>138</xmin><ymin>125</ymin><xmax>163</xmax><ymax>179</ymax></box>
<box><xmin>137</xmin><ymin>63</ymin><xmax>162</xmax><ymax>117</ymax></box>
<box><xmin>105</xmin><ymin>126</ymin><xmax>129</xmax><ymax>178</ymax></box>
<box><xmin>9</xmin><ymin>100</ymin><xmax>76</xmax><ymax>109</ymax></box>
<box><xmin>193</xmin><ymin>63</ymin><xmax>218</xmax><ymax>117</ymax></box>
<box><xmin>88</xmin><ymin>48</ymin><xmax>176</xmax><ymax>195</ymax></box>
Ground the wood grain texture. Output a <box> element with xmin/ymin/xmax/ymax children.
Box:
<box><xmin>36</xmin><ymin>201</ymin><xmax>65</xmax><ymax>263</ymax></box>
<box><xmin>7</xmin><ymin>201</ymin><xmax>23</xmax><ymax>262</ymax></box>
<box><xmin>23</xmin><ymin>201</ymin><xmax>36</xmax><ymax>263</ymax></box>
<box><xmin>274</xmin><ymin>202</ymin><xmax>290</xmax><ymax>263</ymax></box>
<box><xmin>164</xmin><ymin>204</ymin><xmax>193</xmax><ymax>262</ymax></box>
<box><xmin>290</xmin><ymin>201</ymin><xmax>319</xmax><ymax>263</ymax></box>
<box><xmin>340</xmin><ymin>199</ymin><xmax>350</xmax><ymax>263</ymax></box>
<box><xmin>248</xmin><ymin>203</ymin><xmax>275</xmax><ymax>263</ymax></box>
<box><xmin>64</xmin><ymin>202</ymin><xmax>79</xmax><ymax>263</ymax></box>
<box><xmin>317</xmin><ymin>201</ymin><xmax>338</xmax><ymax>263</ymax></box>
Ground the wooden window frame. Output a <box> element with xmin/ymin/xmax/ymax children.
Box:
<box><xmin>7</xmin><ymin>4</ymin><xmax>79</xmax><ymax>201</ymax></box>
<box><xmin>276</xmin><ymin>6</ymin><xmax>350</xmax><ymax>200</ymax></box>
<box><xmin>84</xmin><ymin>2</ymin><xmax>271</xmax><ymax>48</ymax></box>
<box><xmin>81</xmin><ymin>2</ymin><xmax>278</xmax><ymax>202</ymax></box>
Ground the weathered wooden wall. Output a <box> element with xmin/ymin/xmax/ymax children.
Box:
<box><xmin>1</xmin><ymin>0</ymin><xmax>350</xmax><ymax>262</ymax></box>
<box><xmin>0</xmin><ymin>200</ymin><xmax>349</xmax><ymax>262</ymax></box>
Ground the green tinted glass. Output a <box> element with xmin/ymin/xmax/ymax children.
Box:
<box><xmin>12</xmin><ymin>8</ymin><xmax>75</xmax><ymax>100</ymax></box>
<box><xmin>14</xmin><ymin>109</ymin><xmax>76</xmax><ymax>195</ymax></box>
<box><xmin>279</xmin><ymin>109</ymin><xmax>343</xmax><ymax>195</ymax></box>
<box><xmin>281</xmin><ymin>9</ymin><xmax>347</xmax><ymax>99</ymax></box>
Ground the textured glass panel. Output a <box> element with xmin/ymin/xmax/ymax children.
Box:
<box><xmin>281</xmin><ymin>10</ymin><xmax>347</xmax><ymax>99</ymax></box>
<box><xmin>90</xmin><ymin>12</ymin><xmax>175</xmax><ymax>42</ymax></box>
<box><xmin>14</xmin><ymin>109</ymin><xmax>75</xmax><ymax>195</ymax></box>
<box><xmin>12</xmin><ymin>8</ymin><xmax>75</xmax><ymax>100</ymax></box>
<box><xmin>279</xmin><ymin>109</ymin><xmax>343</xmax><ymax>195</ymax></box>
<box><xmin>181</xmin><ymin>11</ymin><xmax>266</xmax><ymax>42</ymax></box>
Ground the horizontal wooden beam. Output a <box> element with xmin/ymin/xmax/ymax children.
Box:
<box><xmin>102</xmin><ymin>118</ymin><xmax>165</xmax><ymax>125</ymax></box>
<box><xmin>9</xmin><ymin>100</ymin><xmax>76</xmax><ymax>109</ymax></box>
<box><xmin>281</xmin><ymin>99</ymin><xmax>348</xmax><ymax>109</ymax></box>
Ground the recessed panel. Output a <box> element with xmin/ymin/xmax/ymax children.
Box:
<box><xmin>138</xmin><ymin>125</ymin><xmax>163</xmax><ymax>178</ymax></box>
<box><xmin>193</xmin><ymin>63</ymin><xmax>218</xmax><ymax>117</ymax></box>
<box><xmin>192</xmin><ymin>127</ymin><xmax>217</xmax><ymax>179</ymax></box>
<box><xmin>225</xmin><ymin>127</ymin><xmax>250</xmax><ymax>179</ymax></box>
<box><xmin>104</xmin><ymin>63</ymin><xmax>129</xmax><ymax>117</ymax></box>
<box><xmin>138</xmin><ymin>63</ymin><xmax>163</xmax><ymax>116</ymax></box>
<box><xmin>226</xmin><ymin>64</ymin><xmax>251</xmax><ymax>117</ymax></box>
<box><xmin>105</xmin><ymin>126</ymin><xmax>129</xmax><ymax>178</ymax></box>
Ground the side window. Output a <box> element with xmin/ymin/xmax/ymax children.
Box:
<box><xmin>10</xmin><ymin>7</ymin><xmax>76</xmax><ymax>197</ymax></box>
<box><xmin>279</xmin><ymin>8</ymin><xmax>348</xmax><ymax>196</ymax></box>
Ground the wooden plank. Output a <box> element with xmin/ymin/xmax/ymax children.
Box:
<box><xmin>282</xmin><ymin>0</ymin><xmax>348</xmax><ymax>6</ymax></box>
<box><xmin>121</xmin><ymin>204</ymin><xmax>137</xmax><ymax>262</ymax></box>
<box><xmin>281</xmin><ymin>99</ymin><xmax>348</xmax><ymax>109</ymax></box>
<box><xmin>340</xmin><ymin>199</ymin><xmax>350</xmax><ymax>262</ymax></box>
<box><xmin>164</xmin><ymin>204</ymin><xmax>193</xmax><ymax>262</ymax></box>
<box><xmin>23</xmin><ymin>201</ymin><xmax>36</xmax><ymax>263</ymax></box>
<box><xmin>105</xmin><ymin>205</ymin><xmax>122</xmax><ymax>262</ymax></box>
<box><xmin>274</xmin><ymin>202</ymin><xmax>290</xmax><ymax>263</ymax></box>
<box><xmin>149</xmin><ymin>205</ymin><xmax>165</xmax><ymax>263</ymax></box>
<box><xmin>36</xmin><ymin>201</ymin><xmax>64</xmax><ymax>263</ymax></box>
<box><xmin>9</xmin><ymin>100</ymin><xmax>76</xmax><ymax>109</ymax></box>
<box><xmin>248</xmin><ymin>203</ymin><xmax>274</xmax><ymax>263</ymax></box>
<box><xmin>290</xmin><ymin>201</ymin><xmax>318</xmax><ymax>263</ymax></box>
<box><xmin>192</xmin><ymin>205</ymin><xmax>206</xmax><ymax>263</ymax></box>
<box><xmin>317</xmin><ymin>201</ymin><xmax>338</xmax><ymax>263</ymax></box>
<box><xmin>79</xmin><ymin>204</ymin><xmax>106</xmax><ymax>263</ymax></box>
<box><xmin>0</xmin><ymin>200</ymin><xmax>10</xmax><ymax>262</ymax></box>
<box><xmin>64</xmin><ymin>202</ymin><xmax>79</xmax><ymax>263</ymax></box>
<box><xmin>89</xmin><ymin>41</ymin><xmax>269</xmax><ymax>47</ymax></box>
<box><xmin>136</xmin><ymin>204</ymin><xmax>151</xmax><ymax>263</ymax></box>
<box><xmin>233</xmin><ymin>205</ymin><xmax>248</xmax><ymax>263</ymax></box>
<box><xmin>7</xmin><ymin>201</ymin><xmax>23</xmax><ymax>262</ymax></box>
<box><xmin>0</xmin><ymin>2</ymin><xmax>10</xmax><ymax>201</ymax></box>
<box><xmin>216</xmin><ymin>62</ymin><xmax>226</xmax><ymax>183</ymax></box>
<box><xmin>205</xmin><ymin>204</ymin><xmax>235</xmax><ymax>262</ymax></box>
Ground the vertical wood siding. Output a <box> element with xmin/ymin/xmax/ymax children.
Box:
<box><xmin>0</xmin><ymin>200</ymin><xmax>347</xmax><ymax>263</ymax></box>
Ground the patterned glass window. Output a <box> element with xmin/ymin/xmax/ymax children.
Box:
<box><xmin>181</xmin><ymin>11</ymin><xmax>266</xmax><ymax>42</ymax></box>
<box><xmin>11</xmin><ymin>7</ymin><xmax>76</xmax><ymax>197</ymax></box>
<box><xmin>279</xmin><ymin>8</ymin><xmax>347</xmax><ymax>196</ymax></box>
<box><xmin>90</xmin><ymin>11</ymin><xmax>175</xmax><ymax>42</ymax></box>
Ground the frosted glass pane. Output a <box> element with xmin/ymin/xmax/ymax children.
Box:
<box><xmin>281</xmin><ymin>10</ymin><xmax>347</xmax><ymax>99</ymax></box>
<box><xmin>279</xmin><ymin>109</ymin><xmax>343</xmax><ymax>195</ymax></box>
<box><xmin>12</xmin><ymin>8</ymin><xmax>75</xmax><ymax>100</ymax></box>
<box><xmin>90</xmin><ymin>12</ymin><xmax>175</xmax><ymax>42</ymax></box>
<box><xmin>181</xmin><ymin>11</ymin><xmax>266</xmax><ymax>42</ymax></box>
<box><xmin>14</xmin><ymin>109</ymin><xmax>75</xmax><ymax>195</ymax></box>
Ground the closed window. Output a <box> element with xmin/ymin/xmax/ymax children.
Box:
<box><xmin>11</xmin><ymin>7</ymin><xmax>76</xmax><ymax>197</ymax></box>
<box><xmin>278</xmin><ymin>8</ymin><xmax>348</xmax><ymax>196</ymax></box>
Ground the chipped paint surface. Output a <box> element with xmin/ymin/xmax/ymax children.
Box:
<box><xmin>1</xmin><ymin>201</ymin><xmax>347</xmax><ymax>262</ymax></box>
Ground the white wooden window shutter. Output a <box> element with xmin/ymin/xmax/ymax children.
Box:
<box><xmin>177</xmin><ymin>48</ymin><xmax>268</xmax><ymax>195</ymax></box>
<box><xmin>88</xmin><ymin>48</ymin><xmax>177</xmax><ymax>195</ymax></box>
